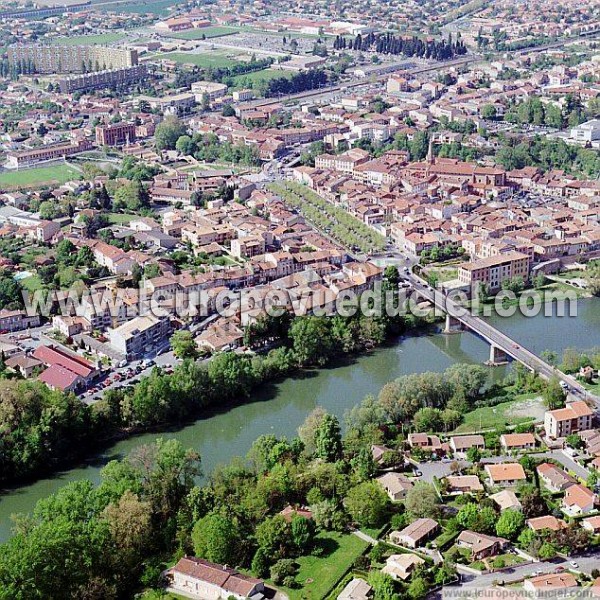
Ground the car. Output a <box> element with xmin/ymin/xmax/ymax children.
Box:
<box><xmin>570</xmin><ymin>561</ymin><xmax>578</xmax><ymax>569</ymax></box>
<box><xmin>118</xmin><ymin>360</ymin><xmax>128</xmax><ymax>368</ymax></box>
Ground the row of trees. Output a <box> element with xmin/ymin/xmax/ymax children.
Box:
<box><xmin>335</xmin><ymin>32</ymin><xmax>468</xmax><ymax>60</ymax></box>
<box><xmin>262</xmin><ymin>69</ymin><xmax>329</xmax><ymax>98</ymax></box>
<box><xmin>270</xmin><ymin>181</ymin><xmax>386</xmax><ymax>252</ymax></box>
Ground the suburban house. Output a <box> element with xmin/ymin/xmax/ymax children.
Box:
<box><xmin>377</xmin><ymin>472</ymin><xmax>413</xmax><ymax>501</ymax></box>
<box><xmin>484</xmin><ymin>463</ymin><xmax>527</xmax><ymax>487</ymax></box>
<box><xmin>407</xmin><ymin>433</ymin><xmax>442</xmax><ymax>452</ymax></box>
<box><xmin>337</xmin><ymin>578</ymin><xmax>373</xmax><ymax>600</ymax></box>
<box><xmin>449</xmin><ymin>435</ymin><xmax>485</xmax><ymax>456</ymax></box>
<box><xmin>278</xmin><ymin>506</ymin><xmax>313</xmax><ymax>522</ymax></box>
<box><xmin>527</xmin><ymin>515</ymin><xmax>567</xmax><ymax>532</ymax></box>
<box><xmin>537</xmin><ymin>463</ymin><xmax>577</xmax><ymax>493</ymax></box>
<box><xmin>456</xmin><ymin>531</ymin><xmax>508</xmax><ymax>561</ymax></box>
<box><xmin>167</xmin><ymin>556</ymin><xmax>266</xmax><ymax>600</ymax></box>
<box><xmin>523</xmin><ymin>573</ymin><xmax>578</xmax><ymax>595</ymax></box>
<box><xmin>371</xmin><ymin>444</ymin><xmax>394</xmax><ymax>464</ymax></box>
<box><xmin>544</xmin><ymin>401</ymin><xmax>594</xmax><ymax>439</ymax></box>
<box><xmin>490</xmin><ymin>490</ymin><xmax>522</xmax><ymax>512</ymax></box>
<box><xmin>445</xmin><ymin>475</ymin><xmax>484</xmax><ymax>494</ymax></box>
<box><xmin>562</xmin><ymin>483</ymin><xmax>597</xmax><ymax>517</ymax></box>
<box><xmin>582</xmin><ymin>516</ymin><xmax>600</xmax><ymax>534</ymax></box>
<box><xmin>382</xmin><ymin>554</ymin><xmax>425</xmax><ymax>581</ymax></box>
<box><xmin>500</xmin><ymin>433</ymin><xmax>536</xmax><ymax>453</ymax></box>
<box><xmin>390</xmin><ymin>518</ymin><xmax>439</xmax><ymax>549</ymax></box>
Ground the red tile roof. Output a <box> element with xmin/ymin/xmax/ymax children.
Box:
<box><xmin>38</xmin><ymin>364</ymin><xmax>80</xmax><ymax>391</ymax></box>
<box><xmin>32</xmin><ymin>345</ymin><xmax>94</xmax><ymax>378</ymax></box>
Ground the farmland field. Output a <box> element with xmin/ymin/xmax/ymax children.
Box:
<box><xmin>0</xmin><ymin>164</ymin><xmax>80</xmax><ymax>188</ymax></box>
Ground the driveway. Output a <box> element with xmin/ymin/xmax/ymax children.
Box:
<box><xmin>416</xmin><ymin>460</ymin><xmax>469</xmax><ymax>484</ymax></box>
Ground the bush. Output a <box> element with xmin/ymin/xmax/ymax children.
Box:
<box><xmin>270</xmin><ymin>559</ymin><xmax>297</xmax><ymax>585</ymax></box>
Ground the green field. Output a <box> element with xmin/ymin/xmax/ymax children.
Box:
<box><xmin>271</xmin><ymin>532</ymin><xmax>368</xmax><ymax>600</ymax></box>
<box><xmin>231</xmin><ymin>68</ymin><xmax>293</xmax><ymax>89</ymax></box>
<box><xmin>157</xmin><ymin>52</ymin><xmax>242</xmax><ymax>68</ymax></box>
<box><xmin>0</xmin><ymin>164</ymin><xmax>80</xmax><ymax>188</ymax></box>
<box><xmin>106</xmin><ymin>213</ymin><xmax>135</xmax><ymax>224</ymax></box>
<box><xmin>51</xmin><ymin>33</ymin><xmax>125</xmax><ymax>46</ymax></box>
<box><xmin>168</xmin><ymin>26</ymin><xmax>240</xmax><ymax>40</ymax></box>
<box><xmin>452</xmin><ymin>396</ymin><xmax>544</xmax><ymax>433</ymax></box>
<box><xmin>20</xmin><ymin>275</ymin><xmax>43</xmax><ymax>293</ymax></box>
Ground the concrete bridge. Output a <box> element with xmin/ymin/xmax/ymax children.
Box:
<box><xmin>407</xmin><ymin>273</ymin><xmax>598</xmax><ymax>407</ymax></box>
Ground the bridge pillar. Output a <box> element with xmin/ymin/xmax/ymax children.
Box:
<box><xmin>443</xmin><ymin>314</ymin><xmax>464</xmax><ymax>334</ymax></box>
<box><xmin>487</xmin><ymin>344</ymin><xmax>509</xmax><ymax>366</ymax></box>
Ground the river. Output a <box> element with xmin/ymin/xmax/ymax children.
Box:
<box><xmin>0</xmin><ymin>298</ymin><xmax>597</xmax><ymax>542</ymax></box>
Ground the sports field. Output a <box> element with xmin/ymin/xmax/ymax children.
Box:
<box><xmin>0</xmin><ymin>164</ymin><xmax>80</xmax><ymax>188</ymax></box>
<box><xmin>231</xmin><ymin>68</ymin><xmax>293</xmax><ymax>89</ymax></box>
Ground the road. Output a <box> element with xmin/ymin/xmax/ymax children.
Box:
<box><xmin>452</xmin><ymin>551</ymin><xmax>600</xmax><ymax>589</ymax></box>
<box><xmin>406</xmin><ymin>272</ymin><xmax>599</xmax><ymax>409</ymax></box>
<box><xmin>482</xmin><ymin>450</ymin><xmax>590</xmax><ymax>480</ymax></box>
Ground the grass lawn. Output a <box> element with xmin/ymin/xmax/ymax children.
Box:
<box><xmin>231</xmin><ymin>68</ymin><xmax>293</xmax><ymax>89</ymax></box>
<box><xmin>0</xmin><ymin>164</ymin><xmax>80</xmax><ymax>188</ymax></box>
<box><xmin>271</xmin><ymin>532</ymin><xmax>368</xmax><ymax>600</ymax></box>
<box><xmin>20</xmin><ymin>275</ymin><xmax>43</xmax><ymax>293</ymax></box>
<box><xmin>452</xmin><ymin>396</ymin><xmax>544</xmax><ymax>433</ymax></box>
<box><xmin>168</xmin><ymin>26</ymin><xmax>240</xmax><ymax>40</ymax></box>
<box><xmin>51</xmin><ymin>33</ymin><xmax>125</xmax><ymax>45</ymax></box>
<box><xmin>106</xmin><ymin>213</ymin><xmax>135</xmax><ymax>224</ymax></box>
<box><xmin>156</xmin><ymin>52</ymin><xmax>242</xmax><ymax>68</ymax></box>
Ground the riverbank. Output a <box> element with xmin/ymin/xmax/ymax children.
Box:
<box><xmin>0</xmin><ymin>297</ymin><xmax>597</xmax><ymax>543</ymax></box>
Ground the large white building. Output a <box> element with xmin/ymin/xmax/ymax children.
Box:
<box><xmin>108</xmin><ymin>315</ymin><xmax>170</xmax><ymax>359</ymax></box>
<box><xmin>571</xmin><ymin>119</ymin><xmax>600</xmax><ymax>144</ymax></box>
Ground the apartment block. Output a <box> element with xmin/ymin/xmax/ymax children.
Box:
<box><xmin>544</xmin><ymin>401</ymin><xmax>594</xmax><ymax>439</ymax></box>
<box><xmin>458</xmin><ymin>251</ymin><xmax>530</xmax><ymax>291</ymax></box>
<box><xmin>95</xmin><ymin>121</ymin><xmax>137</xmax><ymax>147</ymax></box>
<box><xmin>5</xmin><ymin>139</ymin><xmax>93</xmax><ymax>169</ymax></box>
<box><xmin>59</xmin><ymin>64</ymin><xmax>147</xmax><ymax>94</ymax></box>
<box><xmin>108</xmin><ymin>315</ymin><xmax>170</xmax><ymax>359</ymax></box>
<box><xmin>8</xmin><ymin>44</ymin><xmax>138</xmax><ymax>74</ymax></box>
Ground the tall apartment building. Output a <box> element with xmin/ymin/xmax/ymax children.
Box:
<box><xmin>95</xmin><ymin>121</ymin><xmax>137</xmax><ymax>146</ymax></box>
<box><xmin>8</xmin><ymin>44</ymin><xmax>138</xmax><ymax>74</ymax></box>
<box><xmin>458</xmin><ymin>251</ymin><xmax>530</xmax><ymax>291</ymax></box>
<box><xmin>58</xmin><ymin>64</ymin><xmax>147</xmax><ymax>93</ymax></box>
